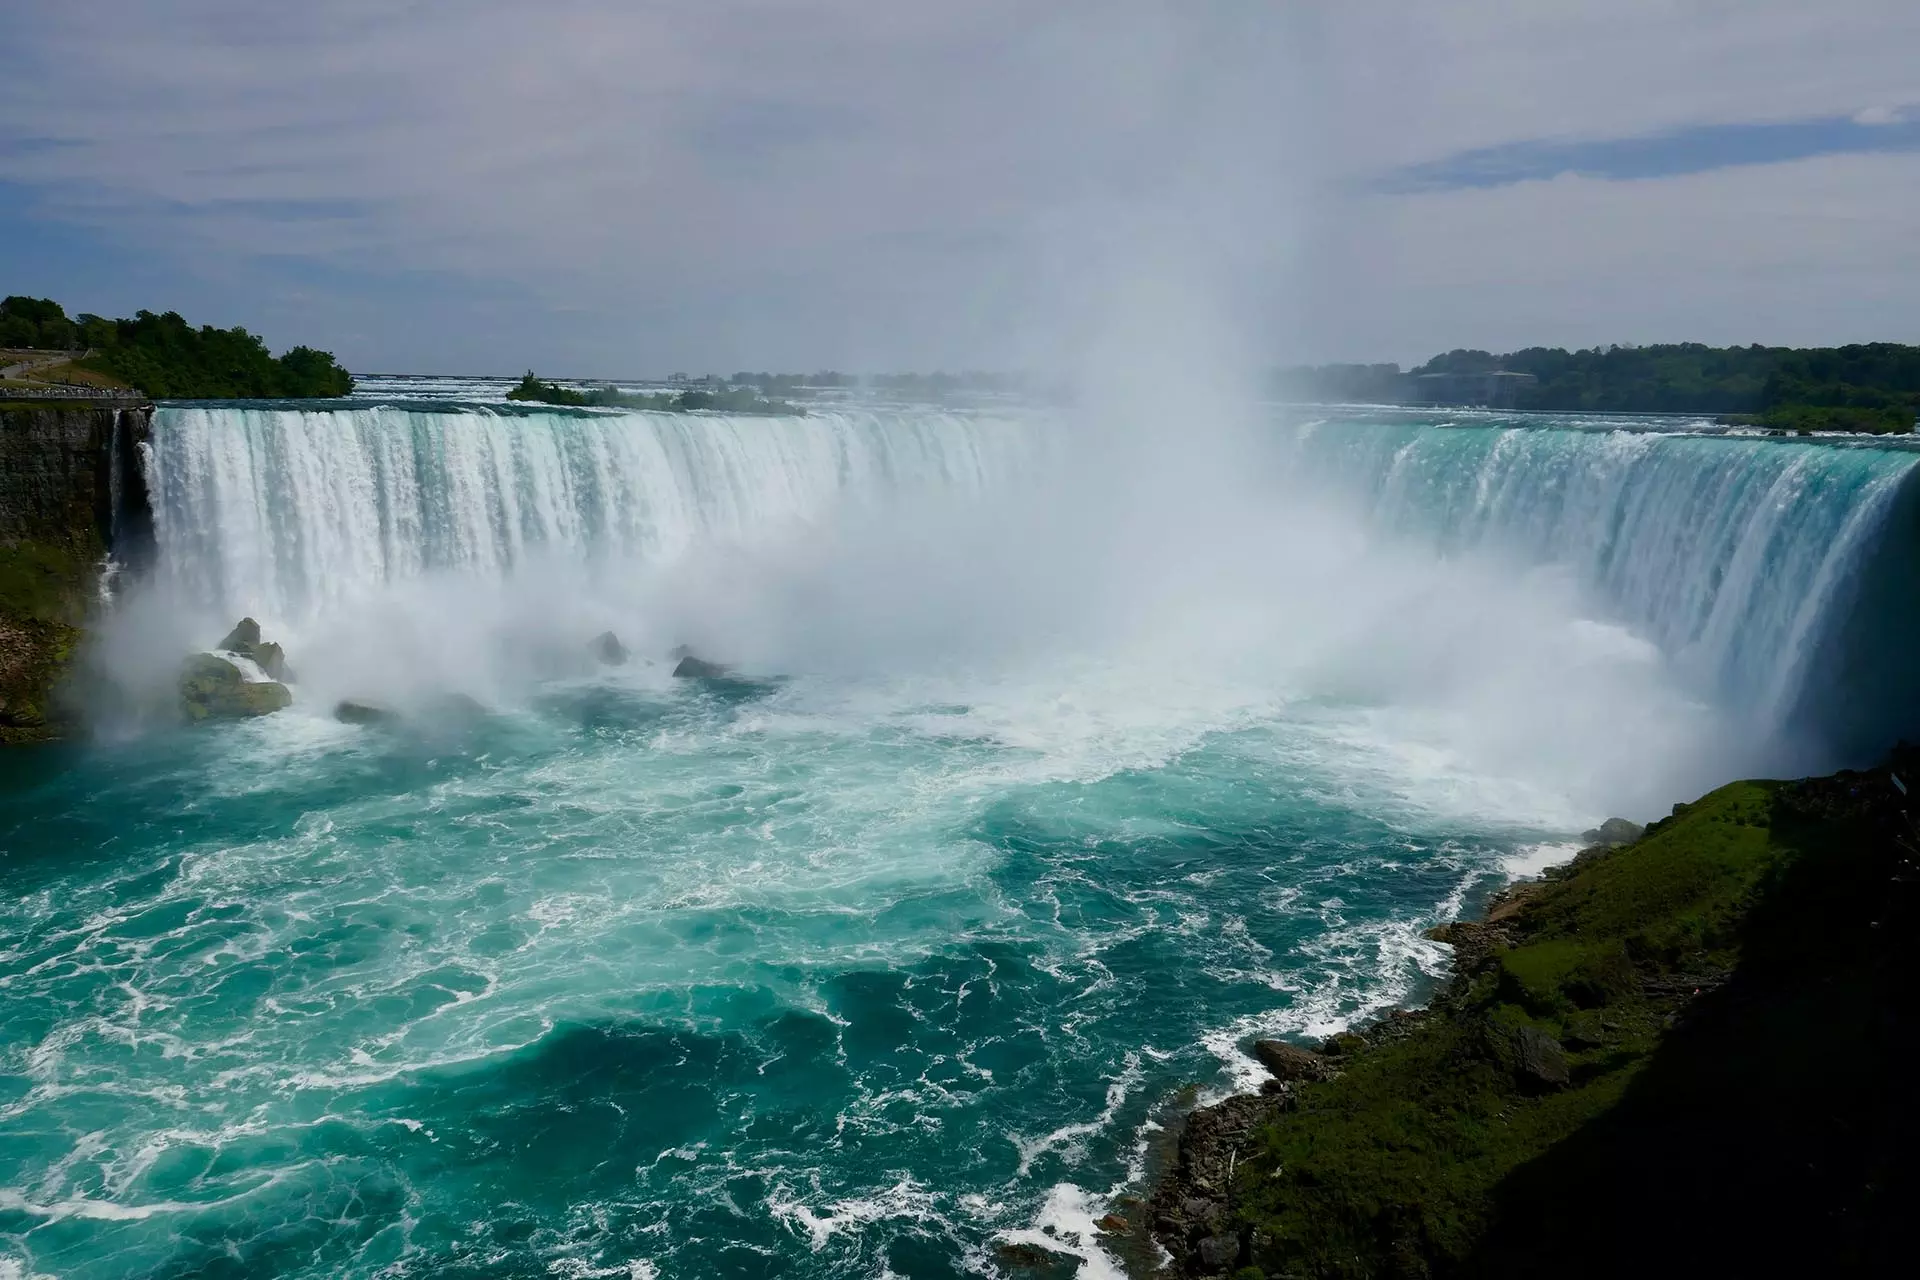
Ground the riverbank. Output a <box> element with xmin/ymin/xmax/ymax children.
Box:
<box><xmin>1141</xmin><ymin>754</ymin><xmax>1917</xmax><ymax>1277</ymax></box>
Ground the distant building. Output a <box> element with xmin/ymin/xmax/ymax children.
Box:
<box><xmin>1408</xmin><ymin>370</ymin><xmax>1538</xmax><ymax>408</ymax></box>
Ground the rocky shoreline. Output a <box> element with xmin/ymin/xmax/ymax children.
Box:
<box><xmin>1134</xmin><ymin>764</ymin><xmax>1917</xmax><ymax>1277</ymax></box>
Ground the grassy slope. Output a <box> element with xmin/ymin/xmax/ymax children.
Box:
<box><xmin>1226</xmin><ymin>771</ymin><xmax>1910</xmax><ymax>1278</ymax></box>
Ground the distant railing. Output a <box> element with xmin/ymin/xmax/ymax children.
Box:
<box><xmin>0</xmin><ymin>384</ymin><xmax>149</xmax><ymax>402</ymax></box>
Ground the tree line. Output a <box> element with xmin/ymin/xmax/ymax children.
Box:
<box><xmin>1277</xmin><ymin>343</ymin><xmax>1920</xmax><ymax>433</ymax></box>
<box><xmin>1</xmin><ymin>296</ymin><xmax>353</xmax><ymax>398</ymax></box>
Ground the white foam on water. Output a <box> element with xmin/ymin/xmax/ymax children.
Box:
<box><xmin>766</xmin><ymin>1177</ymin><xmax>943</xmax><ymax>1253</ymax></box>
<box><xmin>1009</xmin><ymin>1052</ymin><xmax>1145</xmax><ymax>1177</ymax></box>
<box><xmin>996</xmin><ymin>1182</ymin><xmax>1128</xmax><ymax>1280</ymax></box>
<box><xmin>1503</xmin><ymin>840</ymin><xmax>1587</xmax><ymax>882</ymax></box>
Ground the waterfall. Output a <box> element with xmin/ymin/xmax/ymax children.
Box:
<box><xmin>143</xmin><ymin>404</ymin><xmax>1034</xmax><ymax>624</ymax></box>
<box><xmin>1289</xmin><ymin>419</ymin><xmax>1920</xmax><ymax>756</ymax></box>
<box><xmin>139</xmin><ymin>404</ymin><xmax>1920</xmax><ymax>757</ymax></box>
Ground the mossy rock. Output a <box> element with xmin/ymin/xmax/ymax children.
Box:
<box><xmin>180</xmin><ymin>653</ymin><xmax>292</xmax><ymax>721</ymax></box>
<box><xmin>1</xmin><ymin>612</ymin><xmax>82</xmax><ymax>734</ymax></box>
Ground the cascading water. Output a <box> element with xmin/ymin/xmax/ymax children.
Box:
<box><xmin>5</xmin><ymin>398</ymin><xmax>1918</xmax><ymax>1280</ymax></box>
<box><xmin>1286</xmin><ymin>414</ymin><xmax>1920</xmax><ymax>758</ymax></box>
<box><xmin>143</xmin><ymin>404</ymin><xmax>1032</xmax><ymax>626</ymax></box>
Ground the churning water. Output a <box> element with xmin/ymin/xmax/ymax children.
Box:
<box><xmin>3</xmin><ymin>398</ymin><xmax>1916</xmax><ymax>1278</ymax></box>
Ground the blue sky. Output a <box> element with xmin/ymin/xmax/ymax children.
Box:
<box><xmin>2</xmin><ymin>2</ymin><xmax>1917</xmax><ymax>375</ymax></box>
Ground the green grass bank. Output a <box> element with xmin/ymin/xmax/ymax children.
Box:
<box><xmin>1141</xmin><ymin>758</ymin><xmax>1918</xmax><ymax>1278</ymax></box>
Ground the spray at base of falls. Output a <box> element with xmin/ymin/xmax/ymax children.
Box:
<box><xmin>134</xmin><ymin>402</ymin><xmax>1920</xmax><ymax>782</ymax></box>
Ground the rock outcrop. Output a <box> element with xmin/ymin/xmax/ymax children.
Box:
<box><xmin>1</xmin><ymin>402</ymin><xmax>152</xmax><ymax>741</ymax></box>
<box><xmin>1253</xmin><ymin>1039</ymin><xmax>1330</xmax><ymax>1083</ymax></box>
<box><xmin>217</xmin><ymin>616</ymin><xmax>292</xmax><ymax>682</ymax></box>
<box><xmin>179</xmin><ymin>653</ymin><xmax>292</xmax><ymax>721</ymax></box>
<box><xmin>1507</xmin><ymin>1023</ymin><xmax>1571</xmax><ymax>1090</ymax></box>
<box><xmin>671</xmin><ymin>653</ymin><xmax>731</xmax><ymax>679</ymax></box>
<box><xmin>1580</xmin><ymin>816</ymin><xmax>1644</xmax><ymax>846</ymax></box>
<box><xmin>589</xmin><ymin>631</ymin><xmax>629</xmax><ymax>666</ymax></box>
<box><xmin>179</xmin><ymin>618</ymin><xmax>295</xmax><ymax>721</ymax></box>
<box><xmin>335</xmin><ymin>699</ymin><xmax>399</xmax><ymax>726</ymax></box>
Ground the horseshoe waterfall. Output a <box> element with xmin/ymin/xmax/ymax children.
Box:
<box><xmin>3</xmin><ymin>399</ymin><xmax>1916</xmax><ymax>1279</ymax></box>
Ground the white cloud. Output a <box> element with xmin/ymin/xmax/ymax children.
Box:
<box><xmin>0</xmin><ymin>2</ymin><xmax>1917</xmax><ymax>371</ymax></box>
<box><xmin>1301</xmin><ymin>150</ymin><xmax>1920</xmax><ymax>363</ymax></box>
<box><xmin>1309</xmin><ymin>2</ymin><xmax>1920</xmax><ymax>173</ymax></box>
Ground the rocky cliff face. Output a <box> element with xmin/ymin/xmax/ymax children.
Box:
<box><xmin>0</xmin><ymin>401</ymin><xmax>151</xmax><ymax>740</ymax></box>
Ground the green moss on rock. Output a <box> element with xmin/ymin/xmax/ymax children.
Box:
<box><xmin>1156</xmin><ymin>772</ymin><xmax>1907</xmax><ymax>1278</ymax></box>
<box><xmin>179</xmin><ymin>653</ymin><xmax>293</xmax><ymax>722</ymax></box>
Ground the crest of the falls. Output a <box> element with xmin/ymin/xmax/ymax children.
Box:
<box><xmin>138</xmin><ymin>404</ymin><xmax>1920</xmax><ymax>758</ymax></box>
<box><xmin>143</xmin><ymin>404</ymin><xmax>1034</xmax><ymax>625</ymax></box>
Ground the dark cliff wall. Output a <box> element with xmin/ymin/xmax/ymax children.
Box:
<box><xmin>0</xmin><ymin>402</ymin><xmax>151</xmax><ymax>739</ymax></box>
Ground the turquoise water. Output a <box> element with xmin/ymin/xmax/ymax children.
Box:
<box><xmin>1</xmin><ymin>670</ymin><xmax>1545</xmax><ymax>1279</ymax></box>
<box><xmin>3</xmin><ymin>403</ymin><xmax>1916</xmax><ymax>1277</ymax></box>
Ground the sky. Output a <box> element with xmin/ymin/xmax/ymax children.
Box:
<box><xmin>2</xmin><ymin>1</ymin><xmax>1917</xmax><ymax>377</ymax></box>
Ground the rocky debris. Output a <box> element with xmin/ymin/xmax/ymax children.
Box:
<box><xmin>1095</xmin><ymin>1213</ymin><xmax>1129</xmax><ymax>1234</ymax></box>
<box><xmin>1581</xmin><ymin>816</ymin><xmax>1644</xmax><ymax>846</ymax></box>
<box><xmin>1509</xmin><ymin>1023</ymin><xmax>1571</xmax><ymax>1091</ymax></box>
<box><xmin>334</xmin><ymin>699</ymin><xmax>399</xmax><ymax>726</ymax></box>
<box><xmin>671</xmin><ymin>653</ymin><xmax>731</xmax><ymax>679</ymax></box>
<box><xmin>1426</xmin><ymin>918</ymin><xmax>1519</xmax><ymax>974</ymax></box>
<box><xmin>179</xmin><ymin>653</ymin><xmax>291</xmax><ymax>721</ymax></box>
<box><xmin>1146</xmin><ymin>1093</ymin><xmax>1273</xmax><ymax>1273</ymax></box>
<box><xmin>216</xmin><ymin>616</ymin><xmax>293</xmax><ymax>682</ymax></box>
<box><xmin>1487</xmin><ymin>880</ymin><xmax>1550</xmax><ymax>921</ymax></box>
<box><xmin>1195</xmin><ymin>1233</ymin><xmax>1242</xmax><ymax>1272</ymax></box>
<box><xmin>589</xmin><ymin>631</ymin><xmax>628</xmax><ymax>666</ymax></box>
<box><xmin>1253</xmin><ymin>1039</ymin><xmax>1331</xmax><ymax>1083</ymax></box>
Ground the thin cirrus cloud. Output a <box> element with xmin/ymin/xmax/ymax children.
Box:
<box><xmin>1382</xmin><ymin>108</ymin><xmax>1920</xmax><ymax>193</ymax></box>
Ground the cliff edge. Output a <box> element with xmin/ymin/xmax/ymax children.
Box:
<box><xmin>0</xmin><ymin>399</ymin><xmax>151</xmax><ymax>740</ymax></box>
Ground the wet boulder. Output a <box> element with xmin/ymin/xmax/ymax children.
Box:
<box><xmin>216</xmin><ymin>616</ymin><xmax>293</xmax><ymax>682</ymax></box>
<box><xmin>335</xmin><ymin>699</ymin><xmax>400</xmax><ymax>726</ymax></box>
<box><xmin>180</xmin><ymin>653</ymin><xmax>292</xmax><ymax>722</ymax></box>
<box><xmin>992</xmin><ymin>1240</ymin><xmax>1083</xmax><ymax>1277</ymax></box>
<box><xmin>216</xmin><ymin>617</ymin><xmax>261</xmax><ymax>652</ymax></box>
<box><xmin>671</xmin><ymin>653</ymin><xmax>731</xmax><ymax>679</ymax></box>
<box><xmin>1253</xmin><ymin>1039</ymin><xmax>1330</xmax><ymax>1083</ymax></box>
<box><xmin>589</xmin><ymin>631</ymin><xmax>629</xmax><ymax>666</ymax></box>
